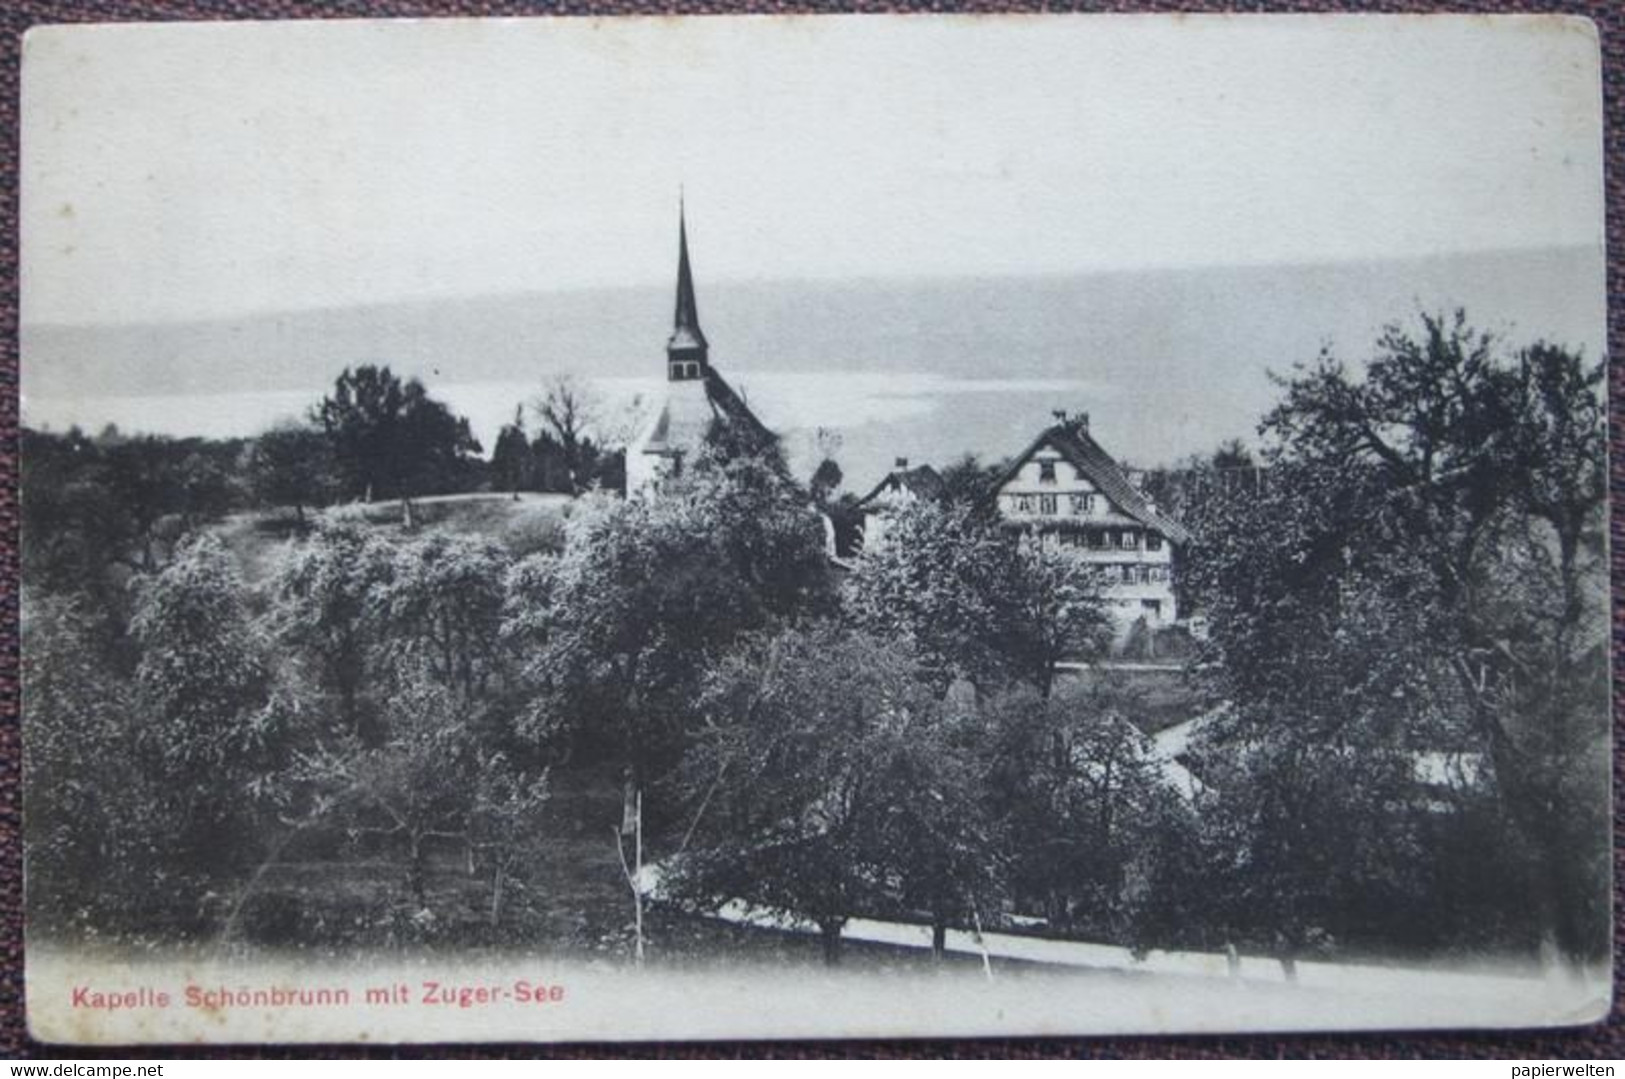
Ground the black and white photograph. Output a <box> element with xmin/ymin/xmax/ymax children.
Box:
<box><xmin>17</xmin><ymin>14</ymin><xmax>1611</xmax><ymax>1043</ymax></box>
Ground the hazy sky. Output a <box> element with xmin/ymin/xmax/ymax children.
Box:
<box><xmin>21</xmin><ymin>15</ymin><xmax>1605</xmax><ymax>326</ymax></box>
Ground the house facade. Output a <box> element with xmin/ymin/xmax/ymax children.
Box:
<box><xmin>993</xmin><ymin>412</ymin><xmax>1190</xmax><ymax>641</ymax></box>
<box><xmin>844</xmin><ymin>458</ymin><xmax>944</xmax><ymax>557</ymax></box>
<box><xmin>625</xmin><ymin>207</ymin><xmax>773</xmax><ymax>494</ymax></box>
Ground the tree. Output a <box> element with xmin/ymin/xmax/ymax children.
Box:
<box><xmin>267</xmin><ymin>520</ymin><xmax>397</xmax><ymax>744</ymax></box>
<box><xmin>936</xmin><ymin>452</ymin><xmax>1005</xmax><ymax>519</ymax></box>
<box><xmin>1003</xmin><ymin>543</ymin><xmax>1115</xmax><ymax>698</ymax></box>
<box><xmin>22</xmin><ymin>429</ymin><xmax>249</xmax><ymax>588</ymax></box>
<box><xmin>315</xmin><ymin>365</ymin><xmax>408</xmax><ymax>501</ymax></box>
<box><xmin>372</xmin><ymin>533</ymin><xmax>513</xmax><ymax>715</ymax></box>
<box><xmin>874</xmin><ymin>688</ymin><xmax>1006</xmax><ymax>960</ymax></box>
<box><xmin>1187</xmin><ymin>311</ymin><xmax>1609</xmax><ymax>968</ymax></box>
<box><xmin>1172</xmin><ymin>728</ymin><xmax>1430</xmax><ymax>977</ymax></box>
<box><xmin>844</xmin><ymin>500</ymin><xmax>1110</xmax><ymax>697</ymax></box>
<box><xmin>981</xmin><ymin>681</ymin><xmax>1183</xmax><ymax>938</ymax></box>
<box><xmin>669</xmin><ymin>625</ymin><xmax>960</xmax><ymax>965</ymax></box>
<box><xmin>491</xmin><ymin>406</ymin><xmax>532</xmax><ymax>496</ymax></box>
<box><xmin>509</xmin><ymin>448</ymin><xmax>833</xmax><ymax>787</ymax></box>
<box><xmin>130</xmin><ymin>535</ymin><xmax>292</xmax><ymax>885</ymax></box>
<box><xmin>23</xmin><ymin>594</ymin><xmax>155</xmax><ymax>933</ymax></box>
<box><xmin>248</xmin><ymin>421</ymin><xmax>338</xmax><ymax>522</ymax></box>
<box><xmin>21</xmin><ymin>426</ymin><xmax>137</xmax><ymax>595</ymax></box>
<box><xmin>809</xmin><ymin>457</ymin><xmax>843</xmax><ymax>505</ymax></box>
<box><xmin>532</xmin><ymin>375</ymin><xmax>599</xmax><ymax>495</ymax></box>
<box><xmin>315</xmin><ymin>365</ymin><xmax>482</xmax><ymax>502</ymax></box>
<box><xmin>397</xmin><ymin>378</ymin><xmax>485</xmax><ymax>496</ymax></box>
<box><xmin>291</xmin><ymin>662</ymin><xmax>543</xmax><ymax>916</ymax></box>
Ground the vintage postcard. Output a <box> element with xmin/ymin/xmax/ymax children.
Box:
<box><xmin>18</xmin><ymin>15</ymin><xmax>1610</xmax><ymax>1043</ymax></box>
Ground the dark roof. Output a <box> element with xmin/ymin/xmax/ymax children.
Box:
<box><xmin>639</xmin><ymin>367</ymin><xmax>773</xmax><ymax>457</ymax></box>
<box><xmin>995</xmin><ymin>422</ymin><xmax>1192</xmax><ymax>545</ymax></box>
<box><xmin>667</xmin><ymin>207</ymin><xmax>708</xmax><ymax>354</ymax></box>
<box><xmin>700</xmin><ymin>367</ymin><xmax>773</xmax><ymax>443</ymax></box>
<box><xmin>856</xmin><ymin>464</ymin><xmax>946</xmax><ymax>509</ymax></box>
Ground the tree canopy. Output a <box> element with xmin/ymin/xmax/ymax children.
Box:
<box><xmin>314</xmin><ymin>365</ymin><xmax>482</xmax><ymax>501</ymax></box>
<box><xmin>1183</xmin><ymin>311</ymin><xmax>1609</xmax><ymax>966</ymax></box>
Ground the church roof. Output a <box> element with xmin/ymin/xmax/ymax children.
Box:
<box><xmin>667</xmin><ymin>207</ymin><xmax>708</xmax><ymax>354</ymax></box>
<box><xmin>630</xmin><ymin>202</ymin><xmax>773</xmax><ymax>480</ymax></box>
<box><xmin>638</xmin><ymin>367</ymin><xmax>772</xmax><ymax>458</ymax></box>
<box><xmin>997</xmin><ymin>421</ymin><xmax>1192</xmax><ymax>545</ymax></box>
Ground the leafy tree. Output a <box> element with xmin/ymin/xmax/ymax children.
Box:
<box><xmin>23</xmin><ymin>595</ymin><xmax>156</xmax><ymax>933</ymax></box>
<box><xmin>843</xmin><ymin>500</ymin><xmax>1008</xmax><ymax>692</ymax></box>
<box><xmin>936</xmin><ymin>452</ymin><xmax>1005</xmax><ymax>518</ymax></box>
<box><xmin>1004</xmin><ymin>544</ymin><xmax>1115</xmax><ymax>698</ymax></box>
<box><xmin>1169</xmin><ymin>731</ymin><xmax>1430</xmax><ymax>977</ymax></box>
<box><xmin>531</xmin><ymin>375</ymin><xmax>599</xmax><ymax>495</ymax></box>
<box><xmin>130</xmin><ymin>535</ymin><xmax>292</xmax><ymax>885</ymax></box>
<box><xmin>809</xmin><ymin>457</ymin><xmax>843</xmax><ymax>505</ymax></box>
<box><xmin>874</xmin><ymin>688</ymin><xmax>1006</xmax><ymax>959</ymax></box>
<box><xmin>1186</xmin><ymin>311</ymin><xmax>1609</xmax><ymax>967</ymax></box>
<box><xmin>397</xmin><ymin>379</ymin><xmax>485</xmax><ymax>495</ymax></box>
<box><xmin>669</xmin><ymin>625</ymin><xmax>957</xmax><ymax>964</ymax></box>
<box><xmin>468</xmin><ymin>753</ymin><xmax>552</xmax><ymax>927</ymax></box>
<box><xmin>267</xmin><ymin>520</ymin><xmax>397</xmax><ymax>744</ymax></box>
<box><xmin>491</xmin><ymin>406</ymin><xmax>532</xmax><ymax>496</ymax></box>
<box><xmin>315</xmin><ymin>365</ymin><xmax>482</xmax><ymax>502</ymax></box>
<box><xmin>21</xmin><ymin>427</ymin><xmax>134</xmax><ymax>595</ymax></box>
<box><xmin>593</xmin><ymin>446</ymin><xmax>627</xmax><ymax>494</ymax></box>
<box><xmin>507</xmin><ymin>447</ymin><xmax>833</xmax><ymax>805</ymax></box>
<box><xmin>372</xmin><ymin>533</ymin><xmax>513</xmax><ymax>715</ymax></box>
<box><xmin>314</xmin><ymin>365</ymin><xmax>406</xmax><ymax>500</ymax></box>
<box><xmin>844</xmin><ymin>500</ymin><xmax>1109</xmax><ymax>696</ymax></box>
<box><xmin>248</xmin><ymin>421</ymin><xmax>339</xmax><ymax>522</ymax></box>
<box><xmin>1210</xmin><ymin>438</ymin><xmax>1253</xmax><ymax>470</ymax></box>
<box><xmin>981</xmin><ymin>681</ymin><xmax>1182</xmax><ymax>938</ymax></box>
<box><xmin>291</xmin><ymin>662</ymin><xmax>542</xmax><ymax>915</ymax></box>
<box><xmin>22</xmin><ymin>429</ymin><xmax>248</xmax><ymax>588</ymax></box>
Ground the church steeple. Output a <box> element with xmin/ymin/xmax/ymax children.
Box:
<box><xmin>666</xmin><ymin>200</ymin><xmax>708</xmax><ymax>381</ymax></box>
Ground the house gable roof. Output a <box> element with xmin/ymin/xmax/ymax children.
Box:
<box><xmin>856</xmin><ymin>464</ymin><xmax>946</xmax><ymax>509</ymax></box>
<box><xmin>996</xmin><ymin>422</ymin><xmax>1192</xmax><ymax>545</ymax></box>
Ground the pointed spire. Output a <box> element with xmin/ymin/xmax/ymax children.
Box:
<box><xmin>667</xmin><ymin>197</ymin><xmax>708</xmax><ymax>378</ymax></box>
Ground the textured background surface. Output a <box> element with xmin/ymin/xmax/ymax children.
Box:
<box><xmin>0</xmin><ymin>0</ymin><xmax>1619</xmax><ymax>1060</ymax></box>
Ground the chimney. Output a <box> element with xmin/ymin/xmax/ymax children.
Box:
<box><xmin>894</xmin><ymin>457</ymin><xmax>909</xmax><ymax>470</ymax></box>
<box><xmin>1076</xmin><ymin>411</ymin><xmax>1090</xmax><ymax>431</ymax></box>
<box><xmin>1052</xmin><ymin>409</ymin><xmax>1068</xmax><ymax>425</ymax></box>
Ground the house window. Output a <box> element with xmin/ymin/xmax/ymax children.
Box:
<box><xmin>1039</xmin><ymin>494</ymin><xmax>1058</xmax><ymax>515</ymax></box>
<box><xmin>1146</xmin><ymin>533</ymin><xmax>1163</xmax><ymax>552</ymax></box>
<box><xmin>1038</xmin><ymin>460</ymin><xmax>1057</xmax><ymax>484</ymax></box>
<box><xmin>1069</xmin><ymin>493</ymin><xmax>1093</xmax><ymax>514</ymax></box>
<box><xmin>1138</xmin><ymin>566</ymin><xmax>1152</xmax><ymax>584</ymax></box>
<box><xmin>1120</xmin><ymin>530</ymin><xmax>1137</xmax><ymax>549</ymax></box>
<box><xmin>1089</xmin><ymin>531</ymin><xmax>1106</xmax><ymax>549</ymax></box>
<box><xmin>1014</xmin><ymin>495</ymin><xmax>1034</xmax><ymax>513</ymax></box>
<box><xmin>1120</xmin><ymin>565</ymin><xmax>1136</xmax><ymax>584</ymax></box>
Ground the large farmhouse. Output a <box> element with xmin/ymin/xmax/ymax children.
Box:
<box><xmin>992</xmin><ymin>411</ymin><xmax>1190</xmax><ymax>640</ymax></box>
<box><xmin>625</xmin><ymin>208</ymin><xmax>773</xmax><ymax>494</ymax></box>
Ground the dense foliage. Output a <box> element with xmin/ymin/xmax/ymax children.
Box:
<box><xmin>22</xmin><ymin>312</ymin><xmax>1609</xmax><ymax>974</ymax></box>
<box><xmin>1180</xmin><ymin>312</ymin><xmax>1609</xmax><ymax>968</ymax></box>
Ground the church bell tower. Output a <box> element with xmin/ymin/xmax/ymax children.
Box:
<box><xmin>666</xmin><ymin>203</ymin><xmax>709</xmax><ymax>382</ymax></box>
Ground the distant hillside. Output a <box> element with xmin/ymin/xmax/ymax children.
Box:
<box><xmin>23</xmin><ymin>246</ymin><xmax>1604</xmax><ymax>401</ymax></box>
<box><xmin>23</xmin><ymin>245</ymin><xmax>1605</xmax><ymax>491</ymax></box>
